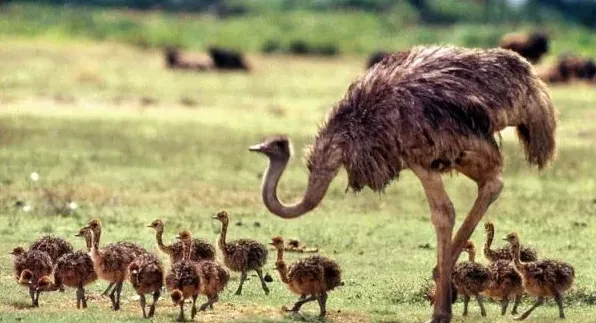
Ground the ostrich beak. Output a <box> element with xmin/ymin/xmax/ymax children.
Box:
<box><xmin>249</xmin><ymin>143</ymin><xmax>265</xmax><ymax>152</ymax></box>
<box><xmin>268</xmin><ymin>242</ymin><xmax>274</xmax><ymax>246</ymax></box>
<box><xmin>147</xmin><ymin>225</ymin><xmax>153</xmax><ymax>228</ymax></box>
<box><xmin>502</xmin><ymin>237</ymin><xmax>509</xmax><ymax>241</ymax></box>
<box><xmin>211</xmin><ymin>216</ymin><xmax>218</xmax><ymax>220</ymax></box>
<box><xmin>74</xmin><ymin>233</ymin><xmax>82</xmax><ymax>237</ymax></box>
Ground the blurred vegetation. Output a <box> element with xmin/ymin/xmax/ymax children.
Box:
<box><xmin>0</xmin><ymin>0</ymin><xmax>596</xmax><ymax>55</ymax></box>
<box><xmin>1</xmin><ymin>1</ymin><xmax>595</xmax><ymax>55</ymax></box>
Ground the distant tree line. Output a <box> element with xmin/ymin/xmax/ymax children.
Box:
<box><xmin>6</xmin><ymin>0</ymin><xmax>596</xmax><ymax>27</ymax></box>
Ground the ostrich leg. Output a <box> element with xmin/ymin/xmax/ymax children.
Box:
<box><xmin>411</xmin><ymin>165</ymin><xmax>455</xmax><ymax>323</ymax></box>
<box><xmin>450</xmin><ymin>150</ymin><xmax>503</xmax><ymax>265</ymax></box>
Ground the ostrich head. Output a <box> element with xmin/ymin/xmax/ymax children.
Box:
<box><xmin>503</xmin><ymin>232</ymin><xmax>520</xmax><ymax>244</ymax></box>
<box><xmin>484</xmin><ymin>222</ymin><xmax>494</xmax><ymax>232</ymax></box>
<box><xmin>10</xmin><ymin>246</ymin><xmax>25</xmax><ymax>256</ymax></box>
<box><xmin>269</xmin><ymin>236</ymin><xmax>284</xmax><ymax>250</ymax></box>
<box><xmin>19</xmin><ymin>269</ymin><xmax>34</xmax><ymax>285</ymax></box>
<box><xmin>147</xmin><ymin>219</ymin><xmax>164</xmax><ymax>231</ymax></box>
<box><xmin>170</xmin><ymin>290</ymin><xmax>183</xmax><ymax>304</ymax></box>
<box><xmin>35</xmin><ymin>276</ymin><xmax>54</xmax><ymax>291</ymax></box>
<box><xmin>212</xmin><ymin>211</ymin><xmax>229</xmax><ymax>225</ymax></box>
<box><xmin>249</xmin><ymin>135</ymin><xmax>292</xmax><ymax>161</ymax></box>
<box><xmin>176</xmin><ymin>230</ymin><xmax>192</xmax><ymax>242</ymax></box>
<box><xmin>462</xmin><ymin>240</ymin><xmax>475</xmax><ymax>252</ymax></box>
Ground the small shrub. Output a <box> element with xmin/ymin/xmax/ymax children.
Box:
<box><xmin>288</xmin><ymin>40</ymin><xmax>340</xmax><ymax>56</ymax></box>
<box><xmin>261</xmin><ymin>39</ymin><xmax>282</xmax><ymax>54</ymax></box>
<box><xmin>289</xmin><ymin>40</ymin><xmax>310</xmax><ymax>55</ymax></box>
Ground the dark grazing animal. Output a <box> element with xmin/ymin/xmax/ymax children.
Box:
<box><xmin>164</xmin><ymin>47</ymin><xmax>211</xmax><ymax>71</ymax></box>
<box><xmin>249</xmin><ymin>45</ymin><xmax>557</xmax><ymax>323</ymax></box>
<box><xmin>499</xmin><ymin>32</ymin><xmax>549</xmax><ymax>64</ymax></box>
<box><xmin>540</xmin><ymin>55</ymin><xmax>596</xmax><ymax>84</ymax></box>
<box><xmin>207</xmin><ymin>46</ymin><xmax>250</xmax><ymax>71</ymax></box>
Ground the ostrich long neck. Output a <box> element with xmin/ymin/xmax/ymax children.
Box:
<box><xmin>274</xmin><ymin>247</ymin><xmax>290</xmax><ymax>284</ymax></box>
<box><xmin>467</xmin><ymin>249</ymin><xmax>476</xmax><ymax>263</ymax></box>
<box><xmin>84</xmin><ymin>233</ymin><xmax>92</xmax><ymax>252</ymax></box>
<box><xmin>484</xmin><ymin>225</ymin><xmax>496</xmax><ymax>260</ymax></box>
<box><xmin>262</xmin><ymin>156</ymin><xmax>338</xmax><ymax>219</ymax></box>
<box><xmin>182</xmin><ymin>238</ymin><xmax>191</xmax><ymax>261</ymax></box>
<box><xmin>510</xmin><ymin>240</ymin><xmax>523</xmax><ymax>270</ymax></box>
<box><xmin>217</xmin><ymin>221</ymin><xmax>228</xmax><ymax>252</ymax></box>
<box><xmin>276</xmin><ymin>246</ymin><xmax>284</xmax><ymax>262</ymax></box>
<box><xmin>155</xmin><ymin>227</ymin><xmax>171</xmax><ymax>254</ymax></box>
<box><xmin>89</xmin><ymin>230</ymin><xmax>101</xmax><ymax>260</ymax></box>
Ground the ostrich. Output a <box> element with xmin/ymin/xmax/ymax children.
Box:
<box><xmin>128</xmin><ymin>253</ymin><xmax>164</xmax><ymax>318</ymax></box>
<box><xmin>270</xmin><ymin>236</ymin><xmax>342</xmax><ymax>317</ymax></box>
<box><xmin>451</xmin><ymin>241</ymin><xmax>490</xmax><ymax>317</ymax></box>
<box><xmin>504</xmin><ymin>232</ymin><xmax>574</xmax><ymax>320</ymax></box>
<box><xmin>484</xmin><ymin>222</ymin><xmax>537</xmax><ymax>262</ymax></box>
<box><xmin>165</xmin><ymin>231</ymin><xmax>202</xmax><ymax>321</ymax></box>
<box><xmin>147</xmin><ymin>219</ymin><xmax>216</xmax><ymax>263</ymax></box>
<box><xmin>249</xmin><ymin>45</ymin><xmax>557</xmax><ymax>323</ymax></box>
<box><xmin>212</xmin><ymin>211</ymin><xmax>269</xmax><ymax>295</ymax></box>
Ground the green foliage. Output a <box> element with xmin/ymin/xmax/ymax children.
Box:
<box><xmin>2</xmin><ymin>3</ymin><xmax>596</xmax><ymax>56</ymax></box>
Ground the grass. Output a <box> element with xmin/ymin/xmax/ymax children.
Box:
<box><xmin>1</xmin><ymin>3</ymin><xmax>596</xmax><ymax>56</ymax></box>
<box><xmin>1</xmin><ymin>38</ymin><xmax>596</xmax><ymax>323</ymax></box>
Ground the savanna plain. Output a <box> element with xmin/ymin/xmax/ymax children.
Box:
<box><xmin>1</xmin><ymin>39</ymin><xmax>596</xmax><ymax>323</ymax></box>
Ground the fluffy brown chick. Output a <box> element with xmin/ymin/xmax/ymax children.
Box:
<box><xmin>81</xmin><ymin>220</ymin><xmax>146</xmax><ymax>311</ymax></box>
<box><xmin>13</xmin><ymin>249</ymin><xmax>53</xmax><ymax>307</ymax></box>
<box><xmin>505</xmin><ymin>232</ymin><xmax>575</xmax><ymax>320</ymax></box>
<box><xmin>213</xmin><ymin>211</ymin><xmax>269</xmax><ymax>295</ymax></box>
<box><xmin>128</xmin><ymin>253</ymin><xmax>164</xmax><ymax>318</ymax></box>
<box><xmin>452</xmin><ymin>241</ymin><xmax>490</xmax><ymax>317</ymax></box>
<box><xmin>484</xmin><ymin>222</ymin><xmax>537</xmax><ymax>262</ymax></box>
<box><xmin>270</xmin><ymin>236</ymin><xmax>342</xmax><ymax>317</ymax></box>
<box><xmin>147</xmin><ymin>219</ymin><xmax>216</xmax><ymax>263</ymax></box>
<box><xmin>35</xmin><ymin>249</ymin><xmax>97</xmax><ymax>309</ymax></box>
<box><xmin>179</xmin><ymin>230</ymin><xmax>230</xmax><ymax>312</ymax></box>
<box><xmin>482</xmin><ymin>259</ymin><xmax>524</xmax><ymax>316</ymax></box>
<box><xmin>84</xmin><ymin>219</ymin><xmax>147</xmax><ymax>300</ymax></box>
<box><xmin>165</xmin><ymin>230</ymin><xmax>201</xmax><ymax>322</ymax></box>
<box><xmin>29</xmin><ymin>235</ymin><xmax>74</xmax><ymax>263</ymax></box>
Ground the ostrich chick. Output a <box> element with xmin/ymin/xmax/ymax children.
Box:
<box><xmin>84</xmin><ymin>218</ymin><xmax>147</xmax><ymax>301</ymax></box>
<box><xmin>452</xmin><ymin>241</ymin><xmax>490</xmax><ymax>317</ymax></box>
<box><xmin>35</xmin><ymin>249</ymin><xmax>97</xmax><ymax>309</ymax></box>
<box><xmin>29</xmin><ymin>235</ymin><xmax>74</xmax><ymax>264</ymax></box>
<box><xmin>128</xmin><ymin>253</ymin><xmax>164</xmax><ymax>318</ymax></box>
<box><xmin>504</xmin><ymin>232</ymin><xmax>575</xmax><ymax>320</ymax></box>
<box><xmin>484</xmin><ymin>222</ymin><xmax>537</xmax><ymax>262</ymax></box>
<box><xmin>20</xmin><ymin>236</ymin><xmax>74</xmax><ymax>293</ymax></box>
<box><xmin>483</xmin><ymin>259</ymin><xmax>524</xmax><ymax>315</ymax></box>
<box><xmin>212</xmin><ymin>211</ymin><xmax>269</xmax><ymax>295</ymax></box>
<box><xmin>270</xmin><ymin>236</ymin><xmax>342</xmax><ymax>317</ymax></box>
<box><xmin>81</xmin><ymin>220</ymin><xmax>145</xmax><ymax>311</ymax></box>
<box><xmin>147</xmin><ymin>219</ymin><xmax>216</xmax><ymax>263</ymax></box>
<box><xmin>179</xmin><ymin>230</ymin><xmax>230</xmax><ymax>311</ymax></box>
<box><xmin>13</xmin><ymin>249</ymin><xmax>53</xmax><ymax>307</ymax></box>
<box><xmin>165</xmin><ymin>230</ymin><xmax>201</xmax><ymax>322</ymax></box>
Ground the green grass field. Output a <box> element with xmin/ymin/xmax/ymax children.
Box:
<box><xmin>1</xmin><ymin>38</ymin><xmax>596</xmax><ymax>323</ymax></box>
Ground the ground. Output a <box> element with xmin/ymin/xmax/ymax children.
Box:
<box><xmin>1</xmin><ymin>39</ymin><xmax>596</xmax><ymax>323</ymax></box>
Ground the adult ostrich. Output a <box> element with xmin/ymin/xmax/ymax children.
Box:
<box><xmin>249</xmin><ymin>45</ymin><xmax>557</xmax><ymax>323</ymax></box>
